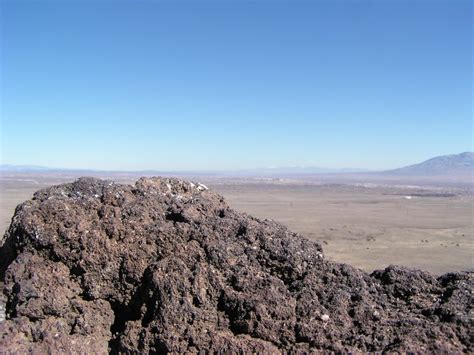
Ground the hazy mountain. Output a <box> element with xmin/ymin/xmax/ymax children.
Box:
<box><xmin>384</xmin><ymin>152</ymin><xmax>473</xmax><ymax>176</ymax></box>
<box><xmin>0</xmin><ymin>164</ymin><xmax>368</xmax><ymax>175</ymax></box>
<box><xmin>227</xmin><ymin>166</ymin><xmax>370</xmax><ymax>176</ymax></box>
<box><xmin>0</xmin><ymin>164</ymin><xmax>54</xmax><ymax>172</ymax></box>
<box><xmin>2</xmin><ymin>153</ymin><xmax>472</xmax><ymax>178</ymax></box>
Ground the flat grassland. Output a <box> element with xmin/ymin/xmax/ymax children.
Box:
<box><xmin>1</xmin><ymin>174</ymin><xmax>472</xmax><ymax>274</ymax></box>
<box><xmin>213</xmin><ymin>183</ymin><xmax>473</xmax><ymax>274</ymax></box>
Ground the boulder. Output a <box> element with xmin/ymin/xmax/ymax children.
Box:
<box><xmin>0</xmin><ymin>177</ymin><xmax>471</xmax><ymax>353</ymax></box>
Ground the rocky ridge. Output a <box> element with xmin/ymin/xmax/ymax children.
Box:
<box><xmin>0</xmin><ymin>177</ymin><xmax>471</xmax><ymax>353</ymax></box>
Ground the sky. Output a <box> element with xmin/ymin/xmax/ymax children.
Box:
<box><xmin>0</xmin><ymin>0</ymin><xmax>472</xmax><ymax>171</ymax></box>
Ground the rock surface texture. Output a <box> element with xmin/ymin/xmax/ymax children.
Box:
<box><xmin>0</xmin><ymin>177</ymin><xmax>471</xmax><ymax>353</ymax></box>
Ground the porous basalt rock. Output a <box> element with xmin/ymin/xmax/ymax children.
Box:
<box><xmin>0</xmin><ymin>177</ymin><xmax>471</xmax><ymax>353</ymax></box>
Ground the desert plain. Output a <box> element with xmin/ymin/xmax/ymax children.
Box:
<box><xmin>0</xmin><ymin>172</ymin><xmax>472</xmax><ymax>275</ymax></box>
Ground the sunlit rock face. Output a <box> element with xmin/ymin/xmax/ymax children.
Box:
<box><xmin>0</xmin><ymin>177</ymin><xmax>471</xmax><ymax>353</ymax></box>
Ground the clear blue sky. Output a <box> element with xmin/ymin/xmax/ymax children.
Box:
<box><xmin>1</xmin><ymin>0</ymin><xmax>472</xmax><ymax>171</ymax></box>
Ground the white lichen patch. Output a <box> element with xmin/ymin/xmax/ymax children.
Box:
<box><xmin>0</xmin><ymin>303</ymin><xmax>5</xmax><ymax>323</ymax></box>
<box><xmin>197</xmin><ymin>183</ymin><xmax>208</xmax><ymax>191</ymax></box>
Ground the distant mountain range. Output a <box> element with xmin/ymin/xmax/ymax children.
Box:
<box><xmin>0</xmin><ymin>164</ymin><xmax>368</xmax><ymax>175</ymax></box>
<box><xmin>382</xmin><ymin>152</ymin><xmax>473</xmax><ymax>177</ymax></box>
<box><xmin>0</xmin><ymin>164</ymin><xmax>55</xmax><ymax>172</ymax></box>
<box><xmin>1</xmin><ymin>152</ymin><xmax>472</xmax><ymax>178</ymax></box>
<box><xmin>226</xmin><ymin>167</ymin><xmax>370</xmax><ymax>176</ymax></box>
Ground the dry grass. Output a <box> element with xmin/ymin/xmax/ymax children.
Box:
<box><xmin>213</xmin><ymin>184</ymin><xmax>473</xmax><ymax>274</ymax></box>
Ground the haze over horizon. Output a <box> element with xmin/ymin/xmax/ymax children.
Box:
<box><xmin>1</xmin><ymin>0</ymin><xmax>472</xmax><ymax>171</ymax></box>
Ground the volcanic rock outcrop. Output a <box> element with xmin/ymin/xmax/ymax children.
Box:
<box><xmin>0</xmin><ymin>177</ymin><xmax>471</xmax><ymax>353</ymax></box>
